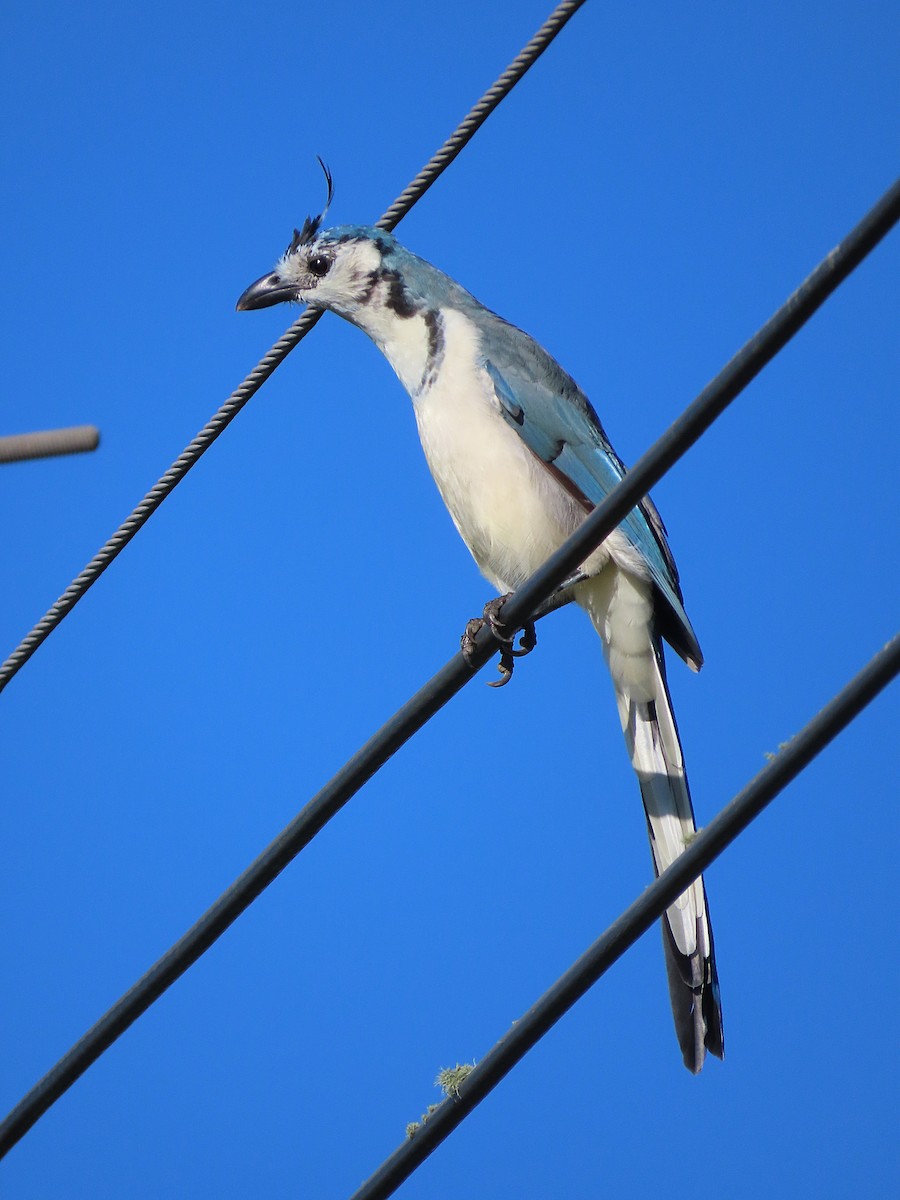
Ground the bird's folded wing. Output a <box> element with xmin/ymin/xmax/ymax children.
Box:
<box><xmin>484</xmin><ymin>355</ymin><xmax>702</xmax><ymax>669</ymax></box>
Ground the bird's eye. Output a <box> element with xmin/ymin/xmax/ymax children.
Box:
<box><xmin>307</xmin><ymin>253</ymin><xmax>331</xmax><ymax>278</ymax></box>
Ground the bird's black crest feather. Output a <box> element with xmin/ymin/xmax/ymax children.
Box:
<box><xmin>286</xmin><ymin>157</ymin><xmax>334</xmax><ymax>256</ymax></box>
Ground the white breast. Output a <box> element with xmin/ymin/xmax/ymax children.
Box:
<box><xmin>402</xmin><ymin>309</ymin><xmax>618</xmax><ymax>592</ymax></box>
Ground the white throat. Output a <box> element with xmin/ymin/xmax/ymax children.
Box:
<box><xmin>357</xmin><ymin>303</ymin><xmax>433</xmax><ymax>396</ymax></box>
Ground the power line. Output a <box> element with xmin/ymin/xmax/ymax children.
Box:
<box><xmin>0</xmin><ymin>0</ymin><xmax>589</xmax><ymax>697</ymax></box>
<box><xmin>494</xmin><ymin>174</ymin><xmax>900</xmax><ymax>637</ymax></box>
<box><xmin>346</xmin><ymin>635</ymin><xmax>900</xmax><ymax>1200</ymax></box>
<box><xmin>0</xmin><ymin>177</ymin><xmax>895</xmax><ymax>1158</ymax></box>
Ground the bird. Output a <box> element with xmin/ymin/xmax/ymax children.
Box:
<box><xmin>236</xmin><ymin>172</ymin><xmax>724</xmax><ymax>1073</ymax></box>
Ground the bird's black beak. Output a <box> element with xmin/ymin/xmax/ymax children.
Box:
<box><xmin>235</xmin><ymin>271</ymin><xmax>298</xmax><ymax>312</ymax></box>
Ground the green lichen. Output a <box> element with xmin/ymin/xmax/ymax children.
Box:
<box><xmin>435</xmin><ymin>1062</ymin><xmax>476</xmax><ymax>1099</ymax></box>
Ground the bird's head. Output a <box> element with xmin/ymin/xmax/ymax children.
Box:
<box><xmin>236</xmin><ymin>162</ymin><xmax>417</xmax><ymax>325</ymax></box>
<box><xmin>236</xmin><ymin>222</ymin><xmax>407</xmax><ymax>321</ymax></box>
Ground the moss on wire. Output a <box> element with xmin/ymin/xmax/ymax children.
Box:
<box><xmin>405</xmin><ymin>1063</ymin><xmax>477</xmax><ymax>1138</ymax></box>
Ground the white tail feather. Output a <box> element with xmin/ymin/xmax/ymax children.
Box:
<box><xmin>577</xmin><ymin>568</ymin><xmax>723</xmax><ymax>1072</ymax></box>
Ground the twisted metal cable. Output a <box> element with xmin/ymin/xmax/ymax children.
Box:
<box><xmin>378</xmin><ymin>0</ymin><xmax>589</xmax><ymax>230</ymax></box>
<box><xmin>0</xmin><ymin>426</ymin><xmax>100</xmax><ymax>464</ymax></box>
<box><xmin>0</xmin><ymin>307</ymin><xmax>321</xmax><ymax>690</ymax></box>
<box><xmin>0</xmin><ymin>0</ymin><xmax>589</xmax><ymax>694</ymax></box>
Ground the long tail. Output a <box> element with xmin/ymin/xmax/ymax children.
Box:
<box><xmin>578</xmin><ymin>568</ymin><xmax>724</xmax><ymax>1073</ymax></box>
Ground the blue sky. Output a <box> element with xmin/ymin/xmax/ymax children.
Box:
<box><xmin>2</xmin><ymin>2</ymin><xmax>898</xmax><ymax>1196</ymax></box>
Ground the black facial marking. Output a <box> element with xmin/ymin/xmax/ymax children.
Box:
<box><xmin>424</xmin><ymin>308</ymin><xmax>444</xmax><ymax>363</ymax></box>
<box><xmin>381</xmin><ymin>268</ymin><xmax>417</xmax><ymax>318</ymax></box>
<box><xmin>419</xmin><ymin>309</ymin><xmax>446</xmax><ymax>392</ymax></box>
<box><xmin>360</xmin><ymin>270</ymin><xmax>380</xmax><ymax>304</ymax></box>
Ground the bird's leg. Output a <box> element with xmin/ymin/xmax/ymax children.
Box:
<box><xmin>460</xmin><ymin>594</ymin><xmax>537</xmax><ymax>687</ymax></box>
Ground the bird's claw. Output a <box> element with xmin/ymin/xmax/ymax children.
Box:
<box><xmin>511</xmin><ymin>619</ymin><xmax>537</xmax><ymax>658</ymax></box>
<box><xmin>459</xmin><ymin>594</ymin><xmax>537</xmax><ymax>687</ymax></box>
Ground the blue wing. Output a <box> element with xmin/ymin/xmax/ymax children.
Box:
<box><xmin>481</xmin><ymin>327</ymin><xmax>702</xmax><ymax>669</ymax></box>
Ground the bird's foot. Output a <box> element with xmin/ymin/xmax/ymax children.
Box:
<box><xmin>460</xmin><ymin>594</ymin><xmax>537</xmax><ymax>688</ymax></box>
